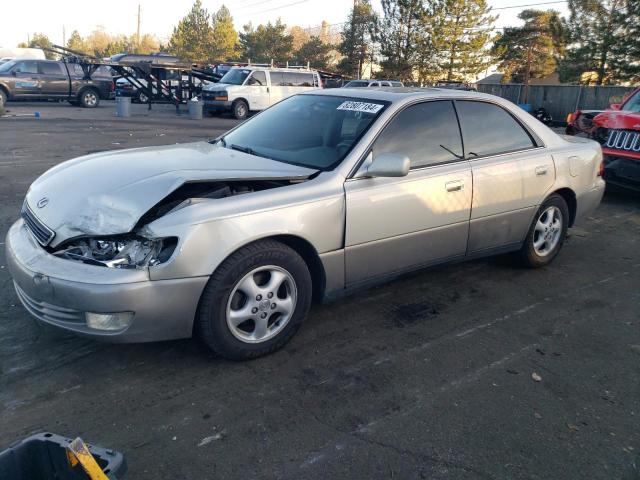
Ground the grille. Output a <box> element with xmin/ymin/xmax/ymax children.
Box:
<box><xmin>21</xmin><ymin>202</ymin><xmax>55</xmax><ymax>246</ymax></box>
<box><xmin>604</xmin><ymin>129</ymin><xmax>640</xmax><ymax>152</ymax></box>
<box><xmin>14</xmin><ymin>283</ymin><xmax>85</xmax><ymax>325</ymax></box>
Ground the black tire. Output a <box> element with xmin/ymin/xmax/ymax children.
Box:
<box><xmin>517</xmin><ymin>194</ymin><xmax>569</xmax><ymax>268</ymax></box>
<box><xmin>196</xmin><ymin>240</ymin><xmax>312</xmax><ymax>360</ymax></box>
<box><xmin>232</xmin><ymin>99</ymin><xmax>249</xmax><ymax>120</ymax></box>
<box><xmin>79</xmin><ymin>88</ymin><xmax>100</xmax><ymax>108</ymax></box>
<box><xmin>0</xmin><ymin>89</ymin><xmax>7</xmax><ymax>108</ymax></box>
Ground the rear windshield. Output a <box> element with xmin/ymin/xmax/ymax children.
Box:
<box><xmin>220</xmin><ymin>68</ymin><xmax>251</xmax><ymax>85</ymax></box>
<box><xmin>344</xmin><ymin>80</ymin><xmax>369</xmax><ymax>88</ymax></box>
<box><xmin>217</xmin><ymin>94</ymin><xmax>389</xmax><ymax>170</ymax></box>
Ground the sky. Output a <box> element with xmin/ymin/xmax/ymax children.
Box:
<box><xmin>1</xmin><ymin>0</ymin><xmax>570</xmax><ymax>48</ymax></box>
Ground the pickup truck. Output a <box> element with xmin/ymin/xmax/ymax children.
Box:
<box><xmin>0</xmin><ymin>59</ymin><xmax>114</xmax><ymax>108</ymax></box>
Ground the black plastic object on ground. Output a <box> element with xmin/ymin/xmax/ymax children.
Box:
<box><xmin>0</xmin><ymin>432</ymin><xmax>127</xmax><ymax>479</ymax></box>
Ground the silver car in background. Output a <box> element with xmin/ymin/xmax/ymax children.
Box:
<box><xmin>6</xmin><ymin>88</ymin><xmax>605</xmax><ymax>359</ymax></box>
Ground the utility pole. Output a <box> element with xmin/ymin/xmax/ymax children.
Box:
<box><xmin>136</xmin><ymin>3</ymin><xmax>141</xmax><ymax>49</ymax></box>
<box><xmin>63</xmin><ymin>25</ymin><xmax>66</xmax><ymax>47</ymax></box>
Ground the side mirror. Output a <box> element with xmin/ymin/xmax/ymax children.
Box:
<box><xmin>11</xmin><ymin>70</ymin><xmax>17</xmax><ymax>76</ymax></box>
<box><xmin>610</xmin><ymin>103</ymin><xmax>621</xmax><ymax>110</ymax></box>
<box><xmin>362</xmin><ymin>152</ymin><xmax>410</xmax><ymax>178</ymax></box>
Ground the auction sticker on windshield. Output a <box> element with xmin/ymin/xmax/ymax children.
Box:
<box><xmin>337</xmin><ymin>101</ymin><xmax>384</xmax><ymax>114</ymax></box>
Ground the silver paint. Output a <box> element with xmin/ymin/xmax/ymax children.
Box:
<box><xmin>6</xmin><ymin>88</ymin><xmax>606</xmax><ymax>342</ymax></box>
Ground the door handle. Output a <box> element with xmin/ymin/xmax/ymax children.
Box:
<box><xmin>535</xmin><ymin>165</ymin><xmax>549</xmax><ymax>176</ymax></box>
<box><xmin>446</xmin><ymin>180</ymin><xmax>464</xmax><ymax>192</ymax></box>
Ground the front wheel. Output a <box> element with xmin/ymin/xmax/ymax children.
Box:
<box><xmin>517</xmin><ymin>194</ymin><xmax>569</xmax><ymax>267</ymax></box>
<box><xmin>0</xmin><ymin>89</ymin><xmax>7</xmax><ymax>108</ymax></box>
<box><xmin>79</xmin><ymin>89</ymin><xmax>100</xmax><ymax>108</ymax></box>
<box><xmin>196</xmin><ymin>240</ymin><xmax>312</xmax><ymax>360</ymax></box>
<box><xmin>232</xmin><ymin>100</ymin><xmax>249</xmax><ymax>120</ymax></box>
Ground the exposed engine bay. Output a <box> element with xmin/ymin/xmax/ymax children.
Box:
<box><xmin>51</xmin><ymin>179</ymin><xmax>298</xmax><ymax>269</ymax></box>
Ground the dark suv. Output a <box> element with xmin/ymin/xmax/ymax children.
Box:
<box><xmin>0</xmin><ymin>59</ymin><xmax>114</xmax><ymax>108</ymax></box>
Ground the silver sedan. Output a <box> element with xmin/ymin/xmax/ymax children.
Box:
<box><xmin>6</xmin><ymin>88</ymin><xmax>605</xmax><ymax>359</ymax></box>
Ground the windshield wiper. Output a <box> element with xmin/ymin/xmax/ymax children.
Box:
<box><xmin>229</xmin><ymin>143</ymin><xmax>274</xmax><ymax>161</ymax></box>
<box><xmin>230</xmin><ymin>144</ymin><xmax>254</xmax><ymax>155</ymax></box>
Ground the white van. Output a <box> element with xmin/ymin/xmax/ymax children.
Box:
<box><xmin>201</xmin><ymin>66</ymin><xmax>322</xmax><ymax>119</ymax></box>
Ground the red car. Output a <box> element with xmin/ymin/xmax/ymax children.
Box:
<box><xmin>567</xmin><ymin>87</ymin><xmax>640</xmax><ymax>192</ymax></box>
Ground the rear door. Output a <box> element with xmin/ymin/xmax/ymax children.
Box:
<box><xmin>10</xmin><ymin>60</ymin><xmax>40</xmax><ymax>97</ymax></box>
<box><xmin>455</xmin><ymin>100</ymin><xmax>555</xmax><ymax>253</ymax></box>
<box><xmin>38</xmin><ymin>61</ymin><xmax>68</xmax><ymax>97</ymax></box>
<box><xmin>268</xmin><ymin>71</ymin><xmax>287</xmax><ymax>105</ymax></box>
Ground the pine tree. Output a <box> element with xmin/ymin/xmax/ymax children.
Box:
<box><xmin>27</xmin><ymin>33</ymin><xmax>55</xmax><ymax>59</ymax></box>
<box><xmin>211</xmin><ymin>5</ymin><xmax>239</xmax><ymax>61</ymax></box>
<box><xmin>377</xmin><ymin>0</ymin><xmax>424</xmax><ymax>81</ymax></box>
<box><xmin>294</xmin><ymin>37</ymin><xmax>332</xmax><ymax>69</ymax></box>
<box><xmin>558</xmin><ymin>0</ymin><xmax>630</xmax><ymax>85</ymax></box>
<box><xmin>168</xmin><ymin>0</ymin><xmax>214</xmax><ymax>63</ymax></box>
<box><xmin>429</xmin><ymin>0</ymin><xmax>497</xmax><ymax>82</ymax></box>
<box><xmin>240</xmin><ymin>20</ymin><xmax>293</xmax><ymax>63</ymax></box>
<box><xmin>66</xmin><ymin>31</ymin><xmax>88</xmax><ymax>54</ymax></box>
<box><xmin>492</xmin><ymin>10</ymin><xmax>564</xmax><ymax>101</ymax></box>
<box><xmin>338</xmin><ymin>0</ymin><xmax>377</xmax><ymax>78</ymax></box>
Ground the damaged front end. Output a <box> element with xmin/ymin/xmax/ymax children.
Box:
<box><xmin>52</xmin><ymin>235</ymin><xmax>178</xmax><ymax>269</ymax></box>
<box><xmin>44</xmin><ymin>178</ymin><xmax>301</xmax><ymax>270</ymax></box>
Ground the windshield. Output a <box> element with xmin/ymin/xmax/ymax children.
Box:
<box><xmin>0</xmin><ymin>60</ymin><xmax>17</xmax><ymax>72</ymax></box>
<box><xmin>219</xmin><ymin>68</ymin><xmax>251</xmax><ymax>85</ymax></box>
<box><xmin>623</xmin><ymin>90</ymin><xmax>640</xmax><ymax>113</ymax></box>
<box><xmin>218</xmin><ymin>94</ymin><xmax>389</xmax><ymax>170</ymax></box>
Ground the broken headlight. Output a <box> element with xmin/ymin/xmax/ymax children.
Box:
<box><xmin>53</xmin><ymin>235</ymin><xmax>178</xmax><ymax>269</ymax></box>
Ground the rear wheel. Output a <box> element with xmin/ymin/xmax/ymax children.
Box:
<box><xmin>0</xmin><ymin>89</ymin><xmax>7</xmax><ymax>108</ymax></box>
<box><xmin>196</xmin><ymin>240</ymin><xmax>312</xmax><ymax>360</ymax></box>
<box><xmin>232</xmin><ymin>100</ymin><xmax>249</xmax><ymax>120</ymax></box>
<box><xmin>79</xmin><ymin>89</ymin><xmax>100</xmax><ymax>108</ymax></box>
<box><xmin>517</xmin><ymin>194</ymin><xmax>569</xmax><ymax>267</ymax></box>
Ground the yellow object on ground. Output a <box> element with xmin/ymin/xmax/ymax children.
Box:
<box><xmin>66</xmin><ymin>437</ymin><xmax>110</xmax><ymax>480</ymax></box>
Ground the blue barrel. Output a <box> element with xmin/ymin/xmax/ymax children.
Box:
<box><xmin>518</xmin><ymin>103</ymin><xmax>532</xmax><ymax>113</ymax></box>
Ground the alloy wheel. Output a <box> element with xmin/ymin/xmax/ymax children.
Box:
<box><xmin>226</xmin><ymin>266</ymin><xmax>297</xmax><ymax>343</ymax></box>
<box><xmin>533</xmin><ymin>206</ymin><xmax>563</xmax><ymax>256</ymax></box>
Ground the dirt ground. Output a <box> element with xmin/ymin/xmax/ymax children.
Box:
<box><xmin>1</xmin><ymin>101</ymin><xmax>639</xmax><ymax>479</ymax></box>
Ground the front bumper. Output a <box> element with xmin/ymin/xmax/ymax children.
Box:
<box><xmin>203</xmin><ymin>99</ymin><xmax>232</xmax><ymax>111</ymax></box>
<box><xmin>5</xmin><ymin>220</ymin><xmax>208</xmax><ymax>343</ymax></box>
<box><xmin>603</xmin><ymin>155</ymin><xmax>640</xmax><ymax>192</ymax></box>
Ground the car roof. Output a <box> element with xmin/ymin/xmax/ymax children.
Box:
<box><xmin>304</xmin><ymin>87</ymin><xmax>494</xmax><ymax>103</ymax></box>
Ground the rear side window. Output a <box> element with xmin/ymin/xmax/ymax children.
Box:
<box><xmin>247</xmin><ymin>71</ymin><xmax>266</xmax><ymax>86</ymax></box>
<box><xmin>270</xmin><ymin>72</ymin><xmax>286</xmax><ymax>86</ymax></box>
<box><xmin>456</xmin><ymin>101</ymin><xmax>536</xmax><ymax>157</ymax></box>
<box><xmin>372</xmin><ymin>100</ymin><xmax>464</xmax><ymax>169</ymax></box>
<box><xmin>38</xmin><ymin>62</ymin><xmax>63</xmax><ymax>75</ymax></box>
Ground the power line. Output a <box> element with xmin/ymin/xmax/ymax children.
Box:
<box><xmin>237</xmin><ymin>0</ymin><xmax>312</xmax><ymax>17</ymax></box>
<box><xmin>236</xmin><ymin>0</ymin><xmax>283</xmax><ymax>11</ymax></box>
<box><xmin>491</xmin><ymin>1</ymin><xmax>567</xmax><ymax>10</ymax></box>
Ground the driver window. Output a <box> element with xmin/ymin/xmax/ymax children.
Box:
<box><xmin>14</xmin><ymin>61</ymin><xmax>38</xmax><ymax>74</ymax></box>
<box><xmin>372</xmin><ymin>100</ymin><xmax>464</xmax><ymax>169</ymax></box>
<box><xmin>247</xmin><ymin>71</ymin><xmax>266</xmax><ymax>86</ymax></box>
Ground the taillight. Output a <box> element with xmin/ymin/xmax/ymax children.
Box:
<box><xmin>566</xmin><ymin>112</ymin><xmax>575</xmax><ymax>124</ymax></box>
<box><xmin>597</xmin><ymin>160</ymin><xmax>605</xmax><ymax>177</ymax></box>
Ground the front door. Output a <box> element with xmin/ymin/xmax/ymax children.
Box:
<box><xmin>246</xmin><ymin>71</ymin><xmax>269</xmax><ymax>110</ymax></box>
<box><xmin>10</xmin><ymin>60</ymin><xmax>40</xmax><ymax>98</ymax></box>
<box><xmin>344</xmin><ymin>100</ymin><xmax>472</xmax><ymax>286</ymax></box>
<box><xmin>38</xmin><ymin>61</ymin><xmax>68</xmax><ymax>97</ymax></box>
<box><xmin>455</xmin><ymin>100</ymin><xmax>555</xmax><ymax>252</ymax></box>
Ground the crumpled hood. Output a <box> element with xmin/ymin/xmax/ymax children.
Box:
<box><xmin>25</xmin><ymin>141</ymin><xmax>316</xmax><ymax>247</ymax></box>
<box><xmin>593</xmin><ymin>110</ymin><xmax>640</xmax><ymax>130</ymax></box>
